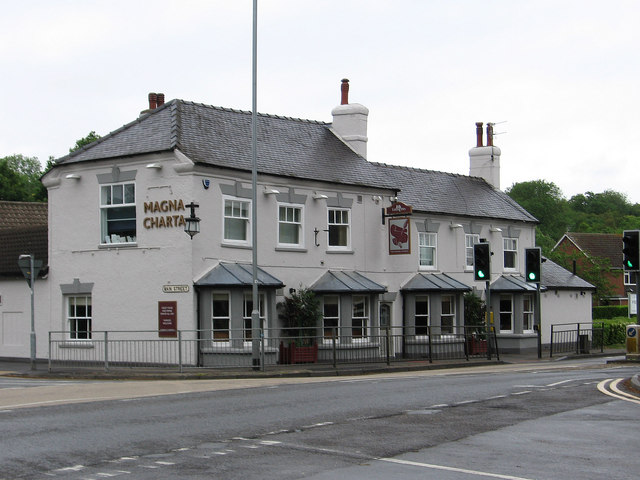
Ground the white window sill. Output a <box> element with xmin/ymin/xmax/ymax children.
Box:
<box><xmin>326</xmin><ymin>249</ymin><xmax>353</xmax><ymax>254</ymax></box>
<box><xmin>221</xmin><ymin>242</ymin><xmax>252</xmax><ymax>249</ymax></box>
<box><xmin>275</xmin><ymin>246</ymin><xmax>308</xmax><ymax>253</ymax></box>
<box><xmin>99</xmin><ymin>242</ymin><xmax>137</xmax><ymax>249</ymax></box>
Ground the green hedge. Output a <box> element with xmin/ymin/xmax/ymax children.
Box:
<box><xmin>593</xmin><ymin>305</ymin><xmax>629</xmax><ymax>319</ymax></box>
<box><xmin>592</xmin><ymin>318</ymin><xmax>637</xmax><ymax>347</ymax></box>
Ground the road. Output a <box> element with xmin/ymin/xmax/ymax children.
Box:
<box><xmin>0</xmin><ymin>358</ymin><xmax>638</xmax><ymax>479</ymax></box>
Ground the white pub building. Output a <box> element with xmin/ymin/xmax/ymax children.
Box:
<box><xmin>0</xmin><ymin>81</ymin><xmax>594</xmax><ymax>365</ymax></box>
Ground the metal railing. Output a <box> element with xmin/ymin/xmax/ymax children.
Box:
<box><xmin>549</xmin><ymin>322</ymin><xmax>605</xmax><ymax>357</ymax></box>
<box><xmin>48</xmin><ymin>326</ymin><xmax>499</xmax><ymax>372</ymax></box>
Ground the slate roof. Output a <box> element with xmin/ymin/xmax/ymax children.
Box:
<box><xmin>0</xmin><ymin>201</ymin><xmax>48</xmax><ymax>277</ymax></box>
<box><xmin>556</xmin><ymin>232</ymin><xmax>622</xmax><ymax>268</ymax></box>
<box><xmin>310</xmin><ymin>271</ymin><xmax>387</xmax><ymax>293</ymax></box>
<box><xmin>540</xmin><ymin>257</ymin><xmax>595</xmax><ymax>290</ymax></box>
<box><xmin>195</xmin><ymin>262</ymin><xmax>284</xmax><ymax>288</ymax></box>
<box><xmin>490</xmin><ymin>275</ymin><xmax>541</xmax><ymax>292</ymax></box>
<box><xmin>401</xmin><ymin>272</ymin><xmax>471</xmax><ymax>292</ymax></box>
<box><xmin>54</xmin><ymin>98</ymin><xmax>537</xmax><ymax>224</ymax></box>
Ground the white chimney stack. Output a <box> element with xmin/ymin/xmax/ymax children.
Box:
<box><xmin>469</xmin><ymin>122</ymin><xmax>501</xmax><ymax>189</ymax></box>
<box><xmin>331</xmin><ymin>79</ymin><xmax>369</xmax><ymax>158</ymax></box>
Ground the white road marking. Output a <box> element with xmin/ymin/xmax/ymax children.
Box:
<box><xmin>380</xmin><ymin>457</ymin><xmax>535</xmax><ymax>480</ymax></box>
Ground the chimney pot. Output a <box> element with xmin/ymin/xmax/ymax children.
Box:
<box><xmin>340</xmin><ymin>78</ymin><xmax>350</xmax><ymax>105</ymax></box>
<box><xmin>475</xmin><ymin>122</ymin><xmax>484</xmax><ymax>147</ymax></box>
<box><xmin>148</xmin><ymin>92</ymin><xmax>158</xmax><ymax>110</ymax></box>
<box><xmin>486</xmin><ymin>123</ymin><xmax>494</xmax><ymax>147</ymax></box>
<box><xmin>157</xmin><ymin>93</ymin><xmax>165</xmax><ymax>107</ymax></box>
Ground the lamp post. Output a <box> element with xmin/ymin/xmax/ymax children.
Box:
<box><xmin>18</xmin><ymin>254</ymin><xmax>42</xmax><ymax>370</ymax></box>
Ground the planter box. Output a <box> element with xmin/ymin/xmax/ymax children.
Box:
<box><xmin>279</xmin><ymin>341</ymin><xmax>318</xmax><ymax>364</ymax></box>
<box><xmin>468</xmin><ymin>337</ymin><xmax>487</xmax><ymax>355</ymax></box>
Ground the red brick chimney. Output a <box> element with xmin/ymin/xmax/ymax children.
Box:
<box><xmin>475</xmin><ymin>122</ymin><xmax>484</xmax><ymax>147</ymax></box>
<box><xmin>157</xmin><ymin>93</ymin><xmax>165</xmax><ymax>107</ymax></box>
<box><xmin>340</xmin><ymin>79</ymin><xmax>349</xmax><ymax>105</ymax></box>
<box><xmin>148</xmin><ymin>92</ymin><xmax>158</xmax><ymax>110</ymax></box>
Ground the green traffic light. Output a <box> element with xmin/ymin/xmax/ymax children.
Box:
<box><xmin>528</xmin><ymin>272</ymin><xmax>537</xmax><ymax>281</ymax></box>
<box><xmin>477</xmin><ymin>271</ymin><xmax>485</xmax><ymax>279</ymax></box>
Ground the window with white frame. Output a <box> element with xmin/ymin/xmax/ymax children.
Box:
<box><xmin>243</xmin><ymin>293</ymin><xmax>265</xmax><ymax>342</ymax></box>
<box><xmin>323</xmin><ymin>295</ymin><xmax>339</xmax><ymax>340</ymax></box>
<box><xmin>415</xmin><ymin>295</ymin><xmax>429</xmax><ymax>336</ymax></box>
<box><xmin>278</xmin><ymin>204</ymin><xmax>303</xmax><ymax>247</ymax></box>
<box><xmin>212</xmin><ymin>292</ymin><xmax>230</xmax><ymax>342</ymax></box>
<box><xmin>419</xmin><ymin>232</ymin><xmax>437</xmax><ymax>268</ymax></box>
<box><xmin>523</xmin><ymin>294</ymin><xmax>534</xmax><ymax>332</ymax></box>
<box><xmin>441</xmin><ymin>295</ymin><xmax>455</xmax><ymax>334</ymax></box>
<box><xmin>223</xmin><ymin>198</ymin><xmax>251</xmax><ymax>244</ymax></box>
<box><xmin>625</xmin><ymin>271</ymin><xmax>638</xmax><ymax>285</ymax></box>
<box><xmin>327</xmin><ymin>208</ymin><xmax>350</xmax><ymax>249</ymax></box>
<box><xmin>465</xmin><ymin>234</ymin><xmax>480</xmax><ymax>268</ymax></box>
<box><xmin>499</xmin><ymin>294</ymin><xmax>513</xmax><ymax>332</ymax></box>
<box><xmin>68</xmin><ymin>295</ymin><xmax>92</xmax><ymax>339</ymax></box>
<box><xmin>352</xmin><ymin>295</ymin><xmax>369</xmax><ymax>339</ymax></box>
<box><xmin>100</xmin><ymin>182</ymin><xmax>136</xmax><ymax>244</ymax></box>
<box><xmin>503</xmin><ymin>238</ymin><xmax>517</xmax><ymax>270</ymax></box>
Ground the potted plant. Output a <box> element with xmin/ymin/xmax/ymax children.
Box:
<box><xmin>464</xmin><ymin>292</ymin><xmax>488</xmax><ymax>355</ymax></box>
<box><xmin>278</xmin><ymin>288</ymin><xmax>322</xmax><ymax>364</ymax></box>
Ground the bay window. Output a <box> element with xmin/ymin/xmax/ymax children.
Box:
<box><xmin>212</xmin><ymin>293</ymin><xmax>230</xmax><ymax>341</ymax></box>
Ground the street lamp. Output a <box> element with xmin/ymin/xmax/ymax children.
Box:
<box><xmin>18</xmin><ymin>254</ymin><xmax>43</xmax><ymax>370</ymax></box>
<box><xmin>184</xmin><ymin>202</ymin><xmax>200</xmax><ymax>239</ymax></box>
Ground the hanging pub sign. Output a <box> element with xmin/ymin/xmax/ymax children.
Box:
<box><xmin>389</xmin><ymin>217</ymin><xmax>411</xmax><ymax>255</ymax></box>
<box><xmin>382</xmin><ymin>201</ymin><xmax>413</xmax><ymax>255</ymax></box>
<box><xmin>158</xmin><ymin>301</ymin><xmax>178</xmax><ymax>338</ymax></box>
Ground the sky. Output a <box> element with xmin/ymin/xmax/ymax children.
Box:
<box><xmin>1</xmin><ymin>0</ymin><xmax>639</xmax><ymax>203</ymax></box>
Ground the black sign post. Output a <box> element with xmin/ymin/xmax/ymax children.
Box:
<box><xmin>18</xmin><ymin>254</ymin><xmax>43</xmax><ymax>370</ymax></box>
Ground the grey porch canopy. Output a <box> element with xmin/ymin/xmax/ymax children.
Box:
<box><xmin>401</xmin><ymin>272</ymin><xmax>472</xmax><ymax>292</ymax></box>
<box><xmin>490</xmin><ymin>275</ymin><xmax>542</xmax><ymax>292</ymax></box>
<box><xmin>310</xmin><ymin>270</ymin><xmax>387</xmax><ymax>294</ymax></box>
<box><xmin>195</xmin><ymin>262</ymin><xmax>284</xmax><ymax>288</ymax></box>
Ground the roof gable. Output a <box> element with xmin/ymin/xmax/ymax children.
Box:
<box><xmin>558</xmin><ymin>232</ymin><xmax>622</xmax><ymax>267</ymax></box>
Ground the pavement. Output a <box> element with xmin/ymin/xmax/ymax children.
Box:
<box><xmin>0</xmin><ymin>349</ymin><xmax>635</xmax><ymax>383</ymax></box>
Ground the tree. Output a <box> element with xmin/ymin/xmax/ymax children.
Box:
<box><xmin>69</xmin><ymin>131</ymin><xmax>101</xmax><ymax>153</ymax></box>
<box><xmin>0</xmin><ymin>154</ymin><xmax>47</xmax><ymax>201</ymax></box>
<box><xmin>278</xmin><ymin>288</ymin><xmax>322</xmax><ymax>346</ymax></box>
<box><xmin>506</xmin><ymin>180</ymin><xmax>569</xmax><ymax>253</ymax></box>
<box><xmin>548</xmin><ymin>249</ymin><xmax>615</xmax><ymax>304</ymax></box>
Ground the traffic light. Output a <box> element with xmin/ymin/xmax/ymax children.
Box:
<box><xmin>473</xmin><ymin>243</ymin><xmax>491</xmax><ymax>281</ymax></box>
<box><xmin>623</xmin><ymin>230</ymin><xmax>640</xmax><ymax>271</ymax></box>
<box><xmin>525</xmin><ymin>247</ymin><xmax>541</xmax><ymax>283</ymax></box>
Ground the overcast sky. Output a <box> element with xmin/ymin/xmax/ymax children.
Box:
<box><xmin>2</xmin><ymin>0</ymin><xmax>638</xmax><ymax>202</ymax></box>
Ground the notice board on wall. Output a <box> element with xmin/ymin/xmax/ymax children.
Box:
<box><xmin>158</xmin><ymin>301</ymin><xmax>177</xmax><ymax>337</ymax></box>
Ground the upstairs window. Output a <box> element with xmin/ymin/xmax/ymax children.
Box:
<box><xmin>100</xmin><ymin>183</ymin><xmax>136</xmax><ymax>244</ymax></box>
<box><xmin>419</xmin><ymin>232</ymin><xmax>437</xmax><ymax>268</ymax></box>
<box><xmin>465</xmin><ymin>234</ymin><xmax>480</xmax><ymax>268</ymax></box>
<box><xmin>503</xmin><ymin>238</ymin><xmax>518</xmax><ymax>270</ymax></box>
<box><xmin>278</xmin><ymin>205</ymin><xmax>303</xmax><ymax>247</ymax></box>
<box><xmin>224</xmin><ymin>198</ymin><xmax>250</xmax><ymax>244</ymax></box>
<box><xmin>328</xmin><ymin>208</ymin><xmax>350</xmax><ymax>249</ymax></box>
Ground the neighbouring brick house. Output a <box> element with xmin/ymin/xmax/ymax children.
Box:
<box><xmin>553</xmin><ymin>232</ymin><xmax>633</xmax><ymax>305</ymax></box>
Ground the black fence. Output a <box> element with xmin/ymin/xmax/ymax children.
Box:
<box><xmin>549</xmin><ymin>322</ymin><xmax>605</xmax><ymax>357</ymax></box>
<box><xmin>48</xmin><ymin>326</ymin><xmax>499</xmax><ymax>372</ymax></box>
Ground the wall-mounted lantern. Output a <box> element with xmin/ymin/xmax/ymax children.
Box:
<box><xmin>184</xmin><ymin>202</ymin><xmax>200</xmax><ymax>239</ymax></box>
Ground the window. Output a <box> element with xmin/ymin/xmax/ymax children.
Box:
<box><xmin>352</xmin><ymin>296</ymin><xmax>369</xmax><ymax>339</ymax></box>
<box><xmin>523</xmin><ymin>294</ymin><xmax>534</xmax><ymax>332</ymax></box>
<box><xmin>465</xmin><ymin>234</ymin><xmax>480</xmax><ymax>268</ymax></box>
<box><xmin>278</xmin><ymin>205</ymin><xmax>303</xmax><ymax>246</ymax></box>
<box><xmin>223</xmin><ymin>198</ymin><xmax>250</xmax><ymax>243</ymax></box>
<box><xmin>499</xmin><ymin>294</ymin><xmax>513</xmax><ymax>332</ymax></box>
<box><xmin>415</xmin><ymin>295</ymin><xmax>429</xmax><ymax>336</ymax></box>
<box><xmin>212</xmin><ymin>293</ymin><xmax>230</xmax><ymax>341</ymax></box>
<box><xmin>100</xmin><ymin>183</ymin><xmax>136</xmax><ymax>244</ymax></box>
<box><xmin>419</xmin><ymin>233</ymin><xmax>437</xmax><ymax>268</ymax></box>
<box><xmin>625</xmin><ymin>271</ymin><xmax>638</xmax><ymax>285</ymax></box>
<box><xmin>441</xmin><ymin>295</ymin><xmax>455</xmax><ymax>334</ymax></box>
<box><xmin>68</xmin><ymin>295</ymin><xmax>92</xmax><ymax>339</ymax></box>
<box><xmin>243</xmin><ymin>293</ymin><xmax>265</xmax><ymax>342</ymax></box>
<box><xmin>503</xmin><ymin>238</ymin><xmax>517</xmax><ymax>270</ymax></box>
<box><xmin>323</xmin><ymin>295</ymin><xmax>339</xmax><ymax>340</ymax></box>
<box><xmin>328</xmin><ymin>208</ymin><xmax>350</xmax><ymax>249</ymax></box>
